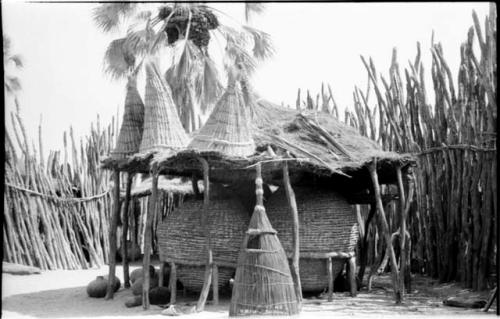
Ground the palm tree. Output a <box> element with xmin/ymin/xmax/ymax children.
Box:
<box><xmin>93</xmin><ymin>2</ymin><xmax>273</xmax><ymax>132</ymax></box>
<box><xmin>3</xmin><ymin>35</ymin><xmax>24</xmax><ymax>96</ymax></box>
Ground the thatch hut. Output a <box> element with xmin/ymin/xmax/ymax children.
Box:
<box><xmin>103</xmin><ymin>89</ymin><xmax>416</xmax><ymax>309</ymax></box>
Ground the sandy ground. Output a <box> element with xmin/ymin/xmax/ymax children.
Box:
<box><xmin>2</xmin><ymin>262</ymin><xmax>496</xmax><ymax>319</ymax></box>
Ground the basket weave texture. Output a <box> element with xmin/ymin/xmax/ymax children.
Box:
<box><xmin>157</xmin><ymin>185</ymin><xmax>249</xmax><ymax>291</ymax></box>
<box><xmin>139</xmin><ymin>60</ymin><xmax>189</xmax><ymax>153</ymax></box>
<box><xmin>188</xmin><ymin>70</ymin><xmax>255</xmax><ymax>157</ymax></box>
<box><xmin>111</xmin><ymin>75</ymin><xmax>145</xmax><ymax>158</ymax></box>
<box><xmin>266</xmin><ymin>186</ymin><xmax>358</xmax><ymax>291</ymax></box>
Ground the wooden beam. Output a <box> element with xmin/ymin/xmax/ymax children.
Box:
<box><xmin>282</xmin><ymin>161</ymin><xmax>303</xmax><ymax>304</ymax></box>
<box><xmin>169</xmin><ymin>262</ymin><xmax>177</xmax><ymax>305</ymax></box>
<box><xmin>158</xmin><ymin>262</ymin><xmax>165</xmax><ymax>288</ymax></box>
<box><xmin>368</xmin><ymin>159</ymin><xmax>401</xmax><ymax>303</ymax></box>
<box><xmin>196</xmin><ymin>157</ymin><xmax>213</xmax><ymax>312</ymax></box>
<box><xmin>105</xmin><ymin>170</ymin><xmax>120</xmax><ymax>299</ymax></box>
<box><xmin>142</xmin><ymin>168</ymin><xmax>159</xmax><ymax>309</ymax></box>
<box><xmin>396</xmin><ymin>166</ymin><xmax>406</xmax><ymax>297</ymax></box>
<box><xmin>327</xmin><ymin>258</ymin><xmax>333</xmax><ymax>301</ymax></box>
<box><xmin>122</xmin><ymin>173</ymin><xmax>133</xmax><ymax>288</ymax></box>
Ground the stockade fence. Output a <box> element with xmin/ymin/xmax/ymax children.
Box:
<box><xmin>294</xmin><ymin>7</ymin><xmax>496</xmax><ymax>291</ymax></box>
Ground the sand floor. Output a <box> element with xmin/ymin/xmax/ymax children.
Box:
<box><xmin>2</xmin><ymin>262</ymin><xmax>495</xmax><ymax>319</ymax></box>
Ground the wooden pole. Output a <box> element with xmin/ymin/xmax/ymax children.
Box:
<box><xmin>368</xmin><ymin>159</ymin><xmax>401</xmax><ymax>303</ymax></box>
<box><xmin>282</xmin><ymin>161</ymin><xmax>303</xmax><ymax>304</ymax></box>
<box><xmin>142</xmin><ymin>167</ymin><xmax>159</xmax><ymax>309</ymax></box>
<box><xmin>348</xmin><ymin>256</ymin><xmax>357</xmax><ymax>297</ymax></box>
<box><xmin>212</xmin><ymin>264</ymin><xmax>219</xmax><ymax>306</ymax></box>
<box><xmin>169</xmin><ymin>262</ymin><xmax>177</xmax><ymax>305</ymax></box>
<box><xmin>105</xmin><ymin>169</ymin><xmax>120</xmax><ymax>299</ymax></box>
<box><xmin>396</xmin><ymin>166</ymin><xmax>406</xmax><ymax>297</ymax></box>
<box><xmin>196</xmin><ymin>157</ymin><xmax>213</xmax><ymax>312</ymax></box>
<box><xmin>327</xmin><ymin>257</ymin><xmax>333</xmax><ymax>301</ymax></box>
<box><xmin>122</xmin><ymin>173</ymin><xmax>133</xmax><ymax>288</ymax></box>
<box><xmin>159</xmin><ymin>262</ymin><xmax>165</xmax><ymax>288</ymax></box>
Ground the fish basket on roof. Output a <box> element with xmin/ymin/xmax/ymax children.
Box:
<box><xmin>110</xmin><ymin>74</ymin><xmax>144</xmax><ymax>159</ymax></box>
<box><xmin>157</xmin><ymin>184</ymin><xmax>250</xmax><ymax>292</ymax></box>
<box><xmin>230</xmin><ymin>203</ymin><xmax>299</xmax><ymax>316</ymax></box>
<box><xmin>266</xmin><ymin>186</ymin><xmax>358</xmax><ymax>292</ymax></box>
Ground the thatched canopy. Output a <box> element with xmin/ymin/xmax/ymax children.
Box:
<box><xmin>119</xmin><ymin>176</ymin><xmax>195</xmax><ymax>199</ymax></box>
<box><xmin>102</xmin><ymin>99</ymin><xmax>415</xmax><ymax>193</ymax></box>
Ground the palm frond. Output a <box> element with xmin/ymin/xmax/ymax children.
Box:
<box><xmin>244</xmin><ymin>3</ymin><xmax>266</xmax><ymax>22</ymax></box>
<box><xmin>5</xmin><ymin>76</ymin><xmax>21</xmax><ymax>93</ymax></box>
<box><xmin>172</xmin><ymin>39</ymin><xmax>200</xmax><ymax>82</ymax></box>
<box><xmin>224</xmin><ymin>39</ymin><xmax>257</xmax><ymax>75</ymax></box>
<box><xmin>242</xmin><ymin>25</ymin><xmax>274</xmax><ymax>60</ymax></box>
<box><xmin>92</xmin><ymin>3</ymin><xmax>137</xmax><ymax>33</ymax></box>
<box><xmin>195</xmin><ymin>55</ymin><xmax>223</xmax><ymax>110</ymax></box>
<box><xmin>218</xmin><ymin>25</ymin><xmax>248</xmax><ymax>47</ymax></box>
<box><xmin>103</xmin><ymin>38</ymin><xmax>134</xmax><ymax>80</ymax></box>
<box><xmin>9</xmin><ymin>54</ymin><xmax>24</xmax><ymax>68</ymax></box>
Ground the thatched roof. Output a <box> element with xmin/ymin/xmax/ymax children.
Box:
<box><xmin>120</xmin><ymin>176</ymin><xmax>195</xmax><ymax>199</ymax></box>
<box><xmin>103</xmin><ymin>99</ymin><xmax>415</xmax><ymax>190</ymax></box>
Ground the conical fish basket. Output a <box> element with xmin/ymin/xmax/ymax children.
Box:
<box><xmin>230</xmin><ymin>204</ymin><xmax>299</xmax><ymax>316</ymax></box>
<box><xmin>139</xmin><ymin>60</ymin><xmax>189</xmax><ymax>153</ymax></box>
<box><xmin>110</xmin><ymin>75</ymin><xmax>145</xmax><ymax>158</ymax></box>
<box><xmin>188</xmin><ymin>70</ymin><xmax>255</xmax><ymax>157</ymax></box>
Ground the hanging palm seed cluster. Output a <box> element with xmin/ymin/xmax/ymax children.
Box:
<box><xmin>158</xmin><ymin>5</ymin><xmax>219</xmax><ymax>48</ymax></box>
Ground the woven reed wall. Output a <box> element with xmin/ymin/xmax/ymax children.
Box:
<box><xmin>266</xmin><ymin>186</ymin><xmax>358</xmax><ymax>291</ymax></box>
<box><xmin>157</xmin><ymin>186</ymin><xmax>249</xmax><ymax>291</ymax></box>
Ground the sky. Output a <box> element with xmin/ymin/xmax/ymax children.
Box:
<box><xmin>2</xmin><ymin>1</ymin><xmax>492</xmax><ymax>159</ymax></box>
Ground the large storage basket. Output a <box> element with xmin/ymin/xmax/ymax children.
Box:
<box><xmin>157</xmin><ymin>185</ymin><xmax>249</xmax><ymax>292</ymax></box>
<box><xmin>266</xmin><ymin>186</ymin><xmax>358</xmax><ymax>291</ymax></box>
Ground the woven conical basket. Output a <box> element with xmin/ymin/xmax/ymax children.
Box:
<box><xmin>188</xmin><ymin>69</ymin><xmax>255</xmax><ymax>157</ymax></box>
<box><xmin>111</xmin><ymin>75</ymin><xmax>145</xmax><ymax>159</ymax></box>
<box><xmin>139</xmin><ymin>60</ymin><xmax>189</xmax><ymax>153</ymax></box>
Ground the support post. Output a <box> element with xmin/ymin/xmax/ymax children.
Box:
<box><xmin>142</xmin><ymin>167</ymin><xmax>159</xmax><ymax>309</ymax></box>
<box><xmin>348</xmin><ymin>256</ymin><xmax>357</xmax><ymax>297</ymax></box>
<box><xmin>196</xmin><ymin>157</ymin><xmax>213</xmax><ymax>312</ymax></box>
<box><xmin>283</xmin><ymin>161</ymin><xmax>303</xmax><ymax>304</ymax></box>
<box><xmin>122</xmin><ymin>173</ymin><xmax>133</xmax><ymax>288</ymax></box>
<box><xmin>159</xmin><ymin>262</ymin><xmax>165</xmax><ymax>288</ymax></box>
<box><xmin>327</xmin><ymin>258</ymin><xmax>333</xmax><ymax>301</ymax></box>
<box><xmin>396</xmin><ymin>166</ymin><xmax>406</xmax><ymax>297</ymax></box>
<box><xmin>106</xmin><ymin>169</ymin><xmax>120</xmax><ymax>299</ymax></box>
<box><xmin>368</xmin><ymin>158</ymin><xmax>401</xmax><ymax>303</ymax></box>
<box><xmin>169</xmin><ymin>262</ymin><xmax>177</xmax><ymax>305</ymax></box>
<box><xmin>212</xmin><ymin>264</ymin><xmax>219</xmax><ymax>306</ymax></box>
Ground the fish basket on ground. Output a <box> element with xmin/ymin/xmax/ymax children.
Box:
<box><xmin>157</xmin><ymin>184</ymin><xmax>250</xmax><ymax>292</ymax></box>
<box><xmin>266</xmin><ymin>186</ymin><xmax>358</xmax><ymax>292</ymax></box>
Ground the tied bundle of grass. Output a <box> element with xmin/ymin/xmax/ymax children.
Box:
<box><xmin>110</xmin><ymin>73</ymin><xmax>145</xmax><ymax>159</ymax></box>
<box><xmin>230</xmin><ymin>164</ymin><xmax>299</xmax><ymax>316</ymax></box>
<box><xmin>139</xmin><ymin>60</ymin><xmax>189</xmax><ymax>153</ymax></box>
<box><xmin>188</xmin><ymin>67</ymin><xmax>255</xmax><ymax>157</ymax></box>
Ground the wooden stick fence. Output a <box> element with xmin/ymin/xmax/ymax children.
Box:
<box><xmin>293</xmin><ymin>6</ymin><xmax>496</xmax><ymax>291</ymax></box>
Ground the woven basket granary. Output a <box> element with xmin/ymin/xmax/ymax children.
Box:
<box><xmin>157</xmin><ymin>184</ymin><xmax>250</xmax><ymax>292</ymax></box>
<box><xmin>110</xmin><ymin>74</ymin><xmax>145</xmax><ymax>159</ymax></box>
<box><xmin>139</xmin><ymin>60</ymin><xmax>189</xmax><ymax>153</ymax></box>
<box><xmin>266</xmin><ymin>186</ymin><xmax>358</xmax><ymax>291</ymax></box>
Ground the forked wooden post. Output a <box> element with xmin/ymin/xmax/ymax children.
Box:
<box><xmin>122</xmin><ymin>173</ymin><xmax>133</xmax><ymax>288</ymax></box>
<box><xmin>282</xmin><ymin>161</ymin><xmax>303</xmax><ymax>304</ymax></box>
<box><xmin>396</xmin><ymin>166</ymin><xmax>406</xmax><ymax>296</ymax></box>
<box><xmin>196</xmin><ymin>157</ymin><xmax>213</xmax><ymax>312</ymax></box>
<box><xmin>368</xmin><ymin>159</ymin><xmax>401</xmax><ymax>303</ymax></box>
<box><xmin>106</xmin><ymin>169</ymin><xmax>120</xmax><ymax>299</ymax></box>
<box><xmin>327</xmin><ymin>258</ymin><xmax>333</xmax><ymax>301</ymax></box>
<box><xmin>169</xmin><ymin>262</ymin><xmax>177</xmax><ymax>304</ymax></box>
<box><xmin>142</xmin><ymin>167</ymin><xmax>159</xmax><ymax>309</ymax></box>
